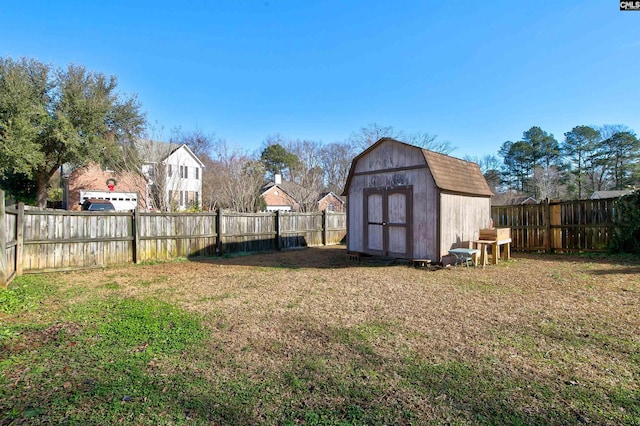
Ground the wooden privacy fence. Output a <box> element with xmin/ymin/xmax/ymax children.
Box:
<box><xmin>491</xmin><ymin>198</ymin><xmax>620</xmax><ymax>252</ymax></box>
<box><xmin>1</xmin><ymin>193</ymin><xmax>346</xmax><ymax>286</ymax></box>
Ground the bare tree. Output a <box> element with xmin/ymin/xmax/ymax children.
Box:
<box><xmin>200</xmin><ymin>155</ymin><xmax>224</xmax><ymax>211</ymax></box>
<box><xmin>532</xmin><ymin>165</ymin><xmax>564</xmax><ymax>200</ymax></box>
<box><xmin>319</xmin><ymin>142</ymin><xmax>356</xmax><ymax>195</ymax></box>
<box><xmin>406</xmin><ymin>131</ymin><xmax>456</xmax><ymax>154</ymax></box>
<box><xmin>170</xmin><ymin>127</ymin><xmax>213</xmax><ymax>159</ymax></box>
<box><xmin>285</xmin><ymin>167</ymin><xmax>325</xmax><ymax>212</ymax></box>
<box><xmin>599</xmin><ymin>124</ymin><xmax>631</xmax><ymax>142</ymax></box>
<box><xmin>284</xmin><ymin>140</ymin><xmax>323</xmax><ymax>179</ymax></box>
<box><xmin>275</xmin><ymin>139</ymin><xmax>325</xmax><ymax>211</ymax></box>
<box><xmin>349</xmin><ymin>123</ymin><xmax>401</xmax><ymax>151</ymax></box>
<box><xmin>224</xmin><ymin>159</ymin><xmax>265</xmax><ymax>213</ymax></box>
<box><xmin>135</xmin><ymin>139</ymin><xmax>177</xmax><ymax>211</ymax></box>
<box><xmin>464</xmin><ymin>154</ymin><xmax>504</xmax><ymax>195</ymax></box>
<box><xmin>208</xmin><ymin>139</ymin><xmax>265</xmax><ymax>212</ymax></box>
<box><xmin>349</xmin><ymin>124</ymin><xmax>456</xmax><ymax>155</ymax></box>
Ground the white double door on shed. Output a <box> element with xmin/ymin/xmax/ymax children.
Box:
<box><xmin>363</xmin><ymin>186</ymin><xmax>412</xmax><ymax>258</ymax></box>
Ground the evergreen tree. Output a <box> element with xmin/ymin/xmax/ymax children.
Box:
<box><xmin>563</xmin><ymin>126</ymin><xmax>601</xmax><ymax>199</ymax></box>
<box><xmin>0</xmin><ymin>57</ymin><xmax>145</xmax><ymax>207</ymax></box>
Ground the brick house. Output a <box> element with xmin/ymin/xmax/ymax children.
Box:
<box><xmin>64</xmin><ymin>163</ymin><xmax>148</xmax><ymax>211</ymax></box>
<box><xmin>260</xmin><ymin>175</ymin><xmax>345</xmax><ymax>212</ymax></box>
<box><xmin>317</xmin><ymin>192</ymin><xmax>345</xmax><ymax>212</ymax></box>
<box><xmin>65</xmin><ymin>140</ymin><xmax>205</xmax><ymax>211</ymax></box>
<box><xmin>260</xmin><ymin>174</ymin><xmax>300</xmax><ymax>211</ymax></box>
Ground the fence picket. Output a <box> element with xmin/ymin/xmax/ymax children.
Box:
<box><xmin>491</xmin><ymin>198</ymin><xmax>619</xmax><ymax>252</ymax></box>
<box><xmin>2</xmin><ymin>207</ymin><xmax>346</xmax><ymax>276</ymax></box>
<box><xmin>2</xmin><ymin>196</ymin><xmax>628</xmax><ymax>280</ymax></box>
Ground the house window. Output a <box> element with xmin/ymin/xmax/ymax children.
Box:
<box><xmin>195</xmin><ymin>168</ymin><xmax>199</xmax><ymax>180</ymax></box>
<box><xmin>168</xmin><ymin>165</ymin><xmax>172</xmax><ymax>177</ymax></box>
<box><xmin>179</xmin><ymin>191</ymin><xmax>184</xmax><ymax>206</ymax></box>
<box><xmin>184</xmin><ymin>166</ymin><xmax>188</xmax><ymax>179</ymax></box>
<box><xmin>328</xmin><ymin>203</ymin><xmax>335</xmax><ymax>212</ymax></box>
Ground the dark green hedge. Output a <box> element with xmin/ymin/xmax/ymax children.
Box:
<box><xmin>610</xmin><ymin>190</ymin><xmax>640</xmax><ymax>254</ymax></box>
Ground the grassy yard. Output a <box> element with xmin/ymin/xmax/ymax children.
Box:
<box><xmin>1</xmin><ymin>246</ymin><xmax>639</xmax><ymax>425</ymax></box>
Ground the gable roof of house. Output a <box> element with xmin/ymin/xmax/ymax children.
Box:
<box><xmin>135</xmin><ymin>140</ymin><xmax>205</xmax><ymax>167</ymax></box>
<box><xmin>590</xmin><ymin>190</ymin><xmax>633</xmax><ymax>199</ymax></box>
<box><xmin>166</xmin><ymin>143</ymin><xmax>206</xmax><ymax>168</ymax></box>
<box><xmin>503</xmin><ymin>195</ymin><xmax>538</xmax><ymax>205</ymax></box>
<box><xmin>342</xmin><ymin>138</ymin><xmax>493</xmax><ymax>197</ymax></box>
<box><xmin>318</xmin><ymin>191</ymin><xmax>345</xmax><ymax>204</ymax></box>
<box><xmin>259</xmin><ymin>181</ymin><xmax>305</xmax><ymax>208</ymax></box>
<box><xmin>261</xmin><ymin>181</ymin><xmax>300</xmax><ymax>198</ymax></box>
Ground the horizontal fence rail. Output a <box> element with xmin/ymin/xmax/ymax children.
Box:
<box><xmin>491</xmin><ymin>198</ymin><xmax>620</xmax><ymax>252</ymax></box>
<box><xmin>5</xmin><ymin>193</ymin><xmax>626</xmax><ymax>284</ymax></box>
<box><xmin>1</xmin><ymin>191</ymin><xmax>346</xmax><ymax>284</ymax></box>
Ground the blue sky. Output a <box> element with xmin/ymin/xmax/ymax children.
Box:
<box><xmin>2</xmin><ymin>1</ymin><xmax>639</xmax><ymax>159</ymax></box>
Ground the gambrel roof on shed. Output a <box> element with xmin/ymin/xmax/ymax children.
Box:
<box><xmin>422</xmin><ymin>149</ymin><xmax>493</xmax><ymax>196</ymax></box>
<box><xmin>342</xmin><ymin>138</ymin><xmax>493</xmax><ymax>197</ymax></box>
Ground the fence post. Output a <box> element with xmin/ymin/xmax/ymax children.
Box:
<box><xmin>133</xmin><ymin>207</ymin><xmax>140</xmax><ymax>264</ymax></box>
<box><xmin>322</xmin><ymin>210</ymin><xmax>328</xmax><ymax>246</ymax></box>
<box><xmin>550</xmin><ymin>201</ymin><xmax>562</xmax><ymax>252</ymax></box>
<box><xmin>544</xmin><ymin>199</ymin><xmax>551</xmax><ymax>253</ymax></box>
<box><xmin>0</xmin><ymin>190</ymin><xmax>7</xmax><ymax>288</ymax></box>
<box><xmin>274</xmin><ymin>210</ymin><xmax>281</xmax><ymax>251</ymax></box>
<box><xmin>16</xmin><ymin>202</ymin><xmax>24</xmax><ymax>276</ymax></box>
<box><xmin>216</xmin><ymin>209</ymin><xmax>223</xmax><ymax>256</ymax></box>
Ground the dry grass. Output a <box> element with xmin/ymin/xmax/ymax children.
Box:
<box><xmin>2</xmin><ymin>246</ymin><xmax>639</xmax><ymax>424</ymax></box>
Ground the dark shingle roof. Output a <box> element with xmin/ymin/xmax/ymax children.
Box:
<box><xmin>260</xmin><ymin>180</ymin><xmax>304</xmax><ymax>199</ymax></box>
<box><xmin>318</xmin><ymin>192</ymin><xmax>345</xmax><ymax>203</ymax></box>
<box><xmin>421</xmin><ymin>149</ymin><xmax>493</xmax><ymax>196</ymax></box>
<box><xmin>591</xmin><ymin>190</ymin><xmax>632</xmax><ymax>199</ymax></box>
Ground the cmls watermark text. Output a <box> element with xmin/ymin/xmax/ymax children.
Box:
<box><xmin>620</xmin><ymin>1</ymin><xmax>640</xmax><ymax>10</ymax></box>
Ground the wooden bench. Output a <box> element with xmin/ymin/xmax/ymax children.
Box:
<box><xmin>474</xmin><ymin>238</ymin><xmax>512</xmax><ymax>266</ymax></box>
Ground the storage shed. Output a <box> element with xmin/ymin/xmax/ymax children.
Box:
<box><xmin>342</xmin><ymin>138</ymin><xmax>494</xmax><ymax>264</ymax></box>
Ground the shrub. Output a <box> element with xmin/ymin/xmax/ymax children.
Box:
<box><xmin>610</xmin><ymin>189</ymin><xmax>640</xmax><ymax>254</ymax></box>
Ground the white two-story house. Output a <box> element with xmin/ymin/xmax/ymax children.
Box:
<box><xmin>139</xmin><ymin>140</ymin><xmax>205</xmax><ymax>211</ymax></box>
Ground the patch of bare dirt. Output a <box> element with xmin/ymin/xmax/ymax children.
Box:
<box><xmin>4</xmin><ymin>322</ymin><xmax>82</xmax><ymax>353</ymax></box>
